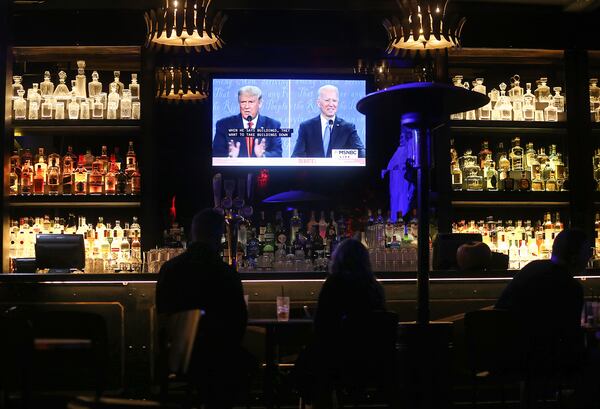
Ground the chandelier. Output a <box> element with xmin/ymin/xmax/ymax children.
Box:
<box><xmin>383</xmin><ymin>0</ymin><xmax>465</xmax><ymax>55</ymax></box>
<box><xmin>145</xmin><ymin>0</ymin><xmax>227</xmax><ymax>52</ymax></box>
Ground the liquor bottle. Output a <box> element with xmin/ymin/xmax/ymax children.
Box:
<box><xmin>451</xmin><ymin>158</ymin><xmax>463</xmax><ymax>191</ymax></box>
<box><xmin>531</xmin><ymin>170</ymin><xmax>544</xmax><ymax>192</ymax></box>
<box><xmin>509</xmin><ymin>240</ymin><xmax>519</xmax><ymax>269</ymax></box>
<box><xmin>105</xmin><ymin>160</ymin><xmax>117</xmax><ymax>195</ymax></box>
<box><xmin>311</xmin><ymin>225</ymin><xmax>324</xmax><ymax>259</ymax></box>
<box><xmin>33</xmin><ymin>164</ymin><xmax>45</xmax><ymax>195</ymax></box>
<box><xmin>534</xmin><ymin>77</ymin><xmax>551</xmax><ymax>104</ymax></box>
<box><xmin>92</xmin><ymin>96</ymin><xmax>104</xmax><ymax>119</ymax></box>
<box><xmin>111</xmin><ymin>71</ymin><xmax>125</xmax><ymax>96</ymax></box>
<box><xmin>553</xmin><ymin>87</ymin><xmax>565</xmax><ymax>113</ymax></box>
<box><xmin>53</xmin><ymin>71</ymin><xmax>70</xmax><ymax>98</ymax></box>
<box><xmin>518</xmin><ymin>171</ymin><xmax>531</xmax><ymax>191</ymax></box>
<box><xmin>450</xmin><ymin>76</ymin><xmax>464</xmax><ymax>120</ymax></box>
<box><xmin>125</xmin><ymin>141</ymin><xmax>137</xmax><ymax>176</ymax></box>
<box><xmin>68</xmin><ymin>92</ymin><xmax>80</xmax><ymax>120</ymax></box>
<box><xmin>115</xmin><ymin>166</ymin><xmax>128</xmax><ymax>195</ymax></box>
<box><xmin>75</xmin><ymin>60</ymin><xmax>87</xmax><ymax>98</ymax></box>
<box><xmin>554</xmin><ymin>153</ymin><xmax>566</xmax><ymax>189</ymax></box>
<box><xmin>503</xmin><ymin>170</ymin><xmax>515</xmax><ymax>192</ymax></box>
<box><xmin>129</xmin><ymin>164</ymin><xmax>142</xmax><ymax>195</ymax></box>
<box><xmin>11</xmin><ymin>75</ymin><xmax>24</xmax><ymax>100</ymax></box>
<box><xmin>89</xmin><ymin>157</ymin><xmax>104</xmax><ymax>195</ymax></box>
<box><xmin>498</xmin><ymin>83</ymin><xmax>513</xmax><ymax>121</ymax></box>
<box><xmin>257</xmin><ymin>211</ymin><xmax>267</xmax><ymax>244</ymax></box>
<box><xmin>375</xmin><ymin>209</ymin><xmax>385</xmax><ymax>248</ymax></box>
<box><xmin>74</xmin><ymin>154</ymin><xmax>88</xmax><ymax>195</ymax></box>
<box><xmin>393</xmin><ymin>211</ymin><xmax>405</xmax><ymax>242</ymax></box>
<box><xmin>544</xmin><ymin>98</ymin><xmax>558</xmax><ymax>122</ymax></box>
<box><xmin>41</xmin><ymin>97</ymin><xmax>53</xmax><ymax>119</ymax></box>
<box><xmin>13</xmin><ymin>89</ymin><xmax>26</xmax><ymax>120</ymax></box>
<box><xmin>545</xmin><ymin>170</ymin><xmax>558</xmax><ymax>191</ymax></box>
<box><xmin>463</xmin><ymin>81</ymin><xmax>477</xmax><ymax>120</ymax></box>
<box><xmin>523</xmin><ymin>83</ymin><xmax>535</xmax><ymax>121</ymax></box>
<box><xmin>537</xmin><ymin>147</ymin><xmax>549</xmax><ymax>178</ymax></box>
<box><xmin>483</xmin><ymin>155</ymin><xmax>498</xmax><ymax>191</ymax></box>
<box><xmin>408</xmin><ymin>209</ymin><xmax>419</xmax><ymax>241</ymax></box>
<box><xmin>590</xmin><ymin>79</ymin><xmax>600</xmax><ymax>113</ymax></box>
<box><xmin>120</xmin><ymin>89</ymin><xmax>132</xmax><ymax>119</ymax></box>
<box><xmin>318</xmin><ymin>210</ymin><xmax>327</xmax><ymax>239</ymax></box>
<box><xmin>461</xmin><ymin>149</ymin><xmax>482</xmax><ymax>191</ymax></box>
<box><xmin>478</xmin><ymin>141</ymin><xmax>492</xmax><ymax>169</ymax></box>
<box><xmin>131</xmin><ymin>231</ymin><xmax>142</xmax><ymax>261</ymax></box>
<box><xmin>509</xmin><ymin>74</ymin><xmax>524</xmax><ymax>120</ymax></box>
<box><xmin>553</xmin><ymin>212</ymin><xmax>563</xmax><ymax>236</ymax></box>
<box><xmin>246</xmin><ymin>228</ymin><xmax>260</xmax><ymax>261</ymax></box>
<box><xmin>595</xmin><ymin>213</ymin><xmax>600</xmax><ymax>251</ymax></box>
<box><xmin>9</xmin><ymin>165</ymin><xmax>19</xmax><ymax>196</ymax></box>
<box><xmin>40</xmin><ymin>71</ymin><xmax>54</xmax><ymax>96</ymax></box>
<box><xmin>129</xmin><ymin>73</ymin><xmax>140</xmax><ymax>101</ymax></box>
<box><xmin>326</xmin><ymin>221</ymin><xmax>338</xmax><ymax>256</ymax></box>
<box><xmin>47</xmin><ymin>162</ymin><xmax>60</xmax><ymax>195</ymax></box>
<box><xmin>20</xmin><ymin>161</ymin><xmax>33</xmax><ymax>195</ymax></box>
<box><xmin>27</xmin><ymin>83</ymin><xmax>42</xmax><ymax>120</ymax></box>
<box><xmin>88</xmin><ymin>71</ymin><xmax>103</xmax><ymax>98</ymax></box>
<box><xmin>107</xmin><ymin>84</ymin><xmax>120</xmax><ymax>119</ymax></box>
<box><xmin>525</xmin><ymin>143</ymin><xmax>536</xmax><ymax>170</ymax></box>
<box><xmin>384</xmin><ymin>211</ymin><xmax>394</xmax><ymax>245</ymax></box>
<box><xmin>307</xmin><ymin>210</ymin><xmax>318</xmax><ymax>233</ymax></box>
<box><xmin>290</xmin><ymin>209</ymin><xmax>301</xmax><ymax>243</ymax></box>
<box><xmin>509</xmin><ymin>137</ymin><xmax>524</xmax><ymax>171</ymax></box>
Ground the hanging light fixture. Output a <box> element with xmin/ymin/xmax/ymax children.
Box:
<box><xmin>156</xmin><ymin>66</ymin><xmax>210</xmax><ymax>102</ymax></box>
<box><xmin>383</xmin><ymin>0</ymin><xmax>465</xmax><ymax>55</ymax></box>
<box><xmin>145</xmin><ymin>0</ymin><xmax>227</xmax><ymax>52</ymax></box>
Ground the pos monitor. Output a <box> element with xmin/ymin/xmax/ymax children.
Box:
<box><xmin>35</xmin><ymin>234</ymin><xmax>85</xmax><ymax>273</ymax></box>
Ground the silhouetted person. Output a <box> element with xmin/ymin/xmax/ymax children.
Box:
<box><xmin>156</xmin><ymin>208</ymin><xmax>250</xmax><ymax>408</ymax></box>
<box><xmin>496</xmin><ymin>228</ymin><xmax>597</xmax><ymax>407</ymax></box>
<box><xmin>295</xmin><ymin>239</ymin><xmax>386</xmax><ymax>408</ymax></box>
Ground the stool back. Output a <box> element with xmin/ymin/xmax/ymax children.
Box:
<box><xmin>165</xmin><ymin>309</ymin><xmax>203</xmax><ymax>376</ymax></box>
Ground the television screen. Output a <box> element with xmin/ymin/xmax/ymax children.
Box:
<box><xmin>211</xmin><ymin>78</ymin><xmax>367</xmax><ymax>167</ymax></box>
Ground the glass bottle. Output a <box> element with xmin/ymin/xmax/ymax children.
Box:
<box><xmin>534</xmin><ymin>77</ymin><xmax>551</xmax><ymax>104</ymax></box>
<box><xmin>68</xmin><ymin>92</ymin><xmax>80</xmax><ymax>120</ymax></box>
<box><xmin>80</xmin><ymin>97</ymin><xmax>90</xmax><ymax>119</ymax></box>
<box><xmin>130</xmin><ymin>164</ymin><xmax>141</xmax><ymax>195</ymax></box>
<box><xmin>523</xmin><ymin>82</ymin><xmax>536</xmax><ymax>121</ymax></box>
<box><xmin>553</xmin><ymin>87</ymin><xmax>565</xmax><ymax>113</ymax></box>
<box><xmin>13</xmin><ymin>89</ymin><xmax>27</xmax><ymax>120</ymax></box>
<box><xmin>129</xmin><ymin>73</ymin><xmax>140</xmax><ymax>101</ymax></box>
<box><xmin>290</xmin><ymin>209</ymin><xmax>301</xmax><ymax>243</ymax></box>
<box><xmin>40</xmin><ymin>71</ymin><xmax>54</xmax><ymax>97</ymax></box>
<box><xmin>20</xmin><ymin>161</ymin><xmax>33</xmax><ymax>195</ymax></box>
<box><xmin>531</xmin><ymin>169</ymin><xmax>544</xmax><ymax>192</ymax></box>
<box><xmin>35</xmin><ymin>147</ymin><xmax>48</xmax><ymax>182</ymax></box>
<box><xmin>111</xmin><ymin>71</ymin><xmax>124</xmax><ymax>96</ymax></box>
<box><xmin>451</xmin><ymin>158</ymin><xmax>463</xmax><ymax>191</ymax></box>
<box><xmin>120</xmin><ymin>89</ymin><xmax>132</xmax><ymax>119</ymax></box>
<box><xmin>11</xmin><ymin>75</ymin><xmax>24</xmax><ymax>99</ymax></box>
<box><xmin>450</xmin><ymin>75</ymin><xmax>464</xmax><ymax>120</ymax></box>
<box><xmin>74</xmin><ymin>155</ymin><xmax>88</xmax><ymax>195</ymax></box>
<box><xmin>525</xmin><ymin>143</ymin><xmax>536</xmax><ymax>170</ymax></box>
<box><xmin>9</xmin><ymin>165</ymin><xmax>19</xmax><ymax>196</ymax></box>
<box><xmin>125</xmin><ymin>141</ymin><xmax>137</xmax><ymax>176</ymax></box>
<box><xmin>115</xmin><ymin>166</ymin><xmax>128</xmax><ymax>195</ymax></box>
<box><xmin>84</xmin><ymin>149</ymin><xmax>94</xmax><ymax>171</ymax></box>
<box><xmin>33</xmin><ymin>164</ymin><xmax>45</xmax><ymax>195</ymax></box>
<box><xmin>75</xmin><ymin>60</ymin><xmax>87</xmax><ymax>97</ymax></box>
<box><xmin>518</xmin><ymin>171</ymin><xmax>531</xmax><ymax>191</ymax></box>
<box><xmin>104</xmin><ymin>160</ymin><xmax>117</xmax><ymax>195</ymax></box>
<box><xmin>53</xmin><ymin>71</ymin><xmax>71</xmax><ymax>98</ymax></box>
<box><xmin>478</xmin><ymin>140</ymin><xmax>492</xmax><ymax>169</ymax></box>
<box><xmin>92</xmin><ymin>96</ymin><xmax>104</xmax><ymax>119</ymax></box>
<box><xmin>41</xmin><ymin>97</ymin><xmax>53</xmax><ymax>119</ymax></box>
<box><xmin>462</xmin><ymin>149</ymin><xmax>483</xmax><ymax>191</ymax></box>
<box><xmin>498</xmin><ymin>83</ymin><xmax>513</xmax><ymax>121</ymax></box>
<box><xmin>590</xmin><ymin>78</ymin><xmax>600</xmax><ymax>113</ymax></box>
<box><xmin>509</xmin><ymin>137</ymin><xmax>524</xmax><ymax>171</ymax></box>
<box><xmin>509</xmin><ymin>75</ymin><xmax>524</xmax><ymax>121</ymax></box>
<box><xmin>464</xmin><ymin>82</ymin><xmax>477</xmax><ymax>120</ymax></box>
<box><xmin>89</xmin><ymin>158</ymin><xmax>104</xmax><ymax>195</ymax></box>
<box><xmin>537</xmin><ymin>147</ymin><xmax>549</xmax><ymax>179</ymax></box>
<box><xmin>88</xmin><ymin>71</ymin><xmax>103</xmax><ymax>98</ymax></box>
<box><xmin>484</xmin><ymin>155</ymin><xmax>498</xmax><ymax>191</ymax></box>
<box><xmin>545</xmin><ymin>96</ymin><xmax>558</xmax><ymax>122</ymax></box>
<box><xmin>27</xmin><ymin>83</ymin><xmax>42</xmax><ymax>120</ymax></box>
<box><xmin>555</xmin><ymin>152</ymin><xmax>566</xmax><ymax>189</ymax></box>
<box><xmin>545</xmin><ymin>170</ymin><xmax>558</xmax><ymax>191</ymax></box>
<box><xmin>47</xmin><ymin>162</ymin><xmax>60</xmax><ymax>195</ymax></box>
<box><xmin>107</xmin><ymin>84</ymin><xmax>120</xmax><ymax>119</ymax></box>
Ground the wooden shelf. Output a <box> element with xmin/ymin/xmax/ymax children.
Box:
<box><xmin>450</xmin><ymin>120</ymin><xmax>567</xmax><ymax>135</ymax></box>
<box><xmin>13</xmin><ymin>120</ymin><xmax>141</xmax><ymax>135</ymax></box>
<box><xmin>12</xmin><ymin>46</ymin><xmax>141</xmax><ymax>71</ymax></box>
<box><xmin>9</xmin><ymin>195</ymin><xmax>141</xmax><ymax>208</ymax></box>
<box><xmin>451</xmin><ymin>191</ymin><xmax>569</xmax><ymax>207</ymax></box>
<box><xmin>448</xmin><ymin>48</ymin><xmax>564</xmax><ymax>66</ymax></box>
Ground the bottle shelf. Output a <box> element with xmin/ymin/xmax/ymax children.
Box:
<box><xmin>450</xmin><ymin>191</ymin><xmax>569</xmax><ymax>207</ymax></box>
<box><xmin>12</xmin><ymin>120</ymin><xmax>141</xmax><ymax>135</ymax></box>
<box><xmin>8</xmin><ymin>196</ymin><xmax>141</xmax><ymax>208</ymax></box>
<box><xmin>450</xmin><ymin>120</ymin><xmax>567</xmax><ymax>134</ymax></box>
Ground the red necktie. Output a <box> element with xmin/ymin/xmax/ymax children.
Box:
<box><xmin>246</xmin><ymin>122</ymin><xmax>254</xmax><ymax>157</ymax></box>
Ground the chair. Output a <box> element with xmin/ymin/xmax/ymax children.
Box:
<box><xmin>332</xmin><ymin>310</ymin><xmax>400</xmax><ymax>408</ymax></box>
<box><xmin>464</xmin><ymin>309</ymin><xmax>525</xmax><ymax>407</ymax></box>
<box><xmin>158</xmin><ymin>309</ymin><xmax>203</xmax><ymax>404</ymax></box>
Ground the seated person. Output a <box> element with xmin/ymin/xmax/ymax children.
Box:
<box><xmin>156</xmin><ymin>208</ymin><xmax>252</xmax><ymax>409</ymax></box>
<box><xmin>294</xmin><ymin>239</ymin><xmax>387</xmax><ymax>407</ymax></box>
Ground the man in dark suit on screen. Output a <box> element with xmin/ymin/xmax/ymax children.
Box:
<box><xmin>212</xmin><ymin>85</ymin><xmax>282</xmax><ymax>158</ymax></box>
<box><xmin>292</xmin><ymin>84</ymin><xmax>365</xmax><ymax>158</ymax></box>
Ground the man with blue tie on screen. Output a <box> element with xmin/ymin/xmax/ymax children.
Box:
<box><xmin>212</xmin><ymin>85</ymin><xmax>282</xmax><ymax>158</ymax></box>
<box><xmin>292</xmin><ymin>84</ymin><xmax>365</xmax><ymax>158</ymax></box>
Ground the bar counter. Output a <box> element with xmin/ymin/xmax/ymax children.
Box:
<box><xmin>2</xmin><ymin>270</ymin><xmax>600</xmax><ymax>393</ymax></box>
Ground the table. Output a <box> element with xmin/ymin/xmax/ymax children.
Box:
<box><xmin>248</xmin><ymin>318</ymin><xmax>313</xmax><ymax>409</ymax></box>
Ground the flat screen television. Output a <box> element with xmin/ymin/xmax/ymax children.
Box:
<box><xmin>211</xmin><ymin>77</ymin><xmax>367</xmax><ymax>167</ymax></box>
<box><xmin>35</xmin><ymin>234</ymin><xmax>85</xmax><ymax>273</ymax></box>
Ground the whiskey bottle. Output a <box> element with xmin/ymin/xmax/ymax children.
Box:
<box><xmin>503</xmin><ymin>170</ymin><xmax>515</xmax><ymax>192</ymax></box>
<box><xmin>498</xmin><ymin>83</ymin><xmax>513</xmax><ymax>121</ymax></box>
<box><xmin>451</xmin><ymin>154</ymin><xmax>463</xmax><ymax>191</ymax></box>
<box><xmin>307</xmin><ymin>210</ymin><xmax>318</xmax><ymax>233</ymax></box>
<box><xmin>509</xmin><ymin>137</ymin><xmax>524</xmax><ymax>171</ymax></box>
<box><xmin>68</xmin><ymin>92</ymin><xmax>80</xmax><ymax>120</ymax></box>
<box><xmin>115</xmin><ymin>166</ymin><xmax>128</xmax><ymax>195</ymax></box>
<box><xmin>595</xmin><ymin>212</ymin><xmax>600</xmax><ymax>250</ymax></box>
<box><xmin>531</xmin><ymin>170</ymin><xmax>544</xmax><ymax>192</ymax></box>
<box><xmin>525</xmin><ymin>142</ymin><xmax>536</xmax><ymax>170</ymax></box>
<box><xmin>545</xmin><ymin>170</ymin><xmax>558</xmax><ymax>192</ymax></box>
<box><xmin>9</xmin><ymin>166</ymin><xmax>19</xmax><ymax>196</ymax></box>
<box><xmin>534</xmin><ymin>77</ymin><xmax>551</xmax><ymax>104</ymax></box>
<box><xmin>544</xmin><ymin>98</ymin><xmax>558</xmax><ymax>122</ymax></box>
<box><xmin>478</xmin><ymin>141</ymin><xmax>492</xmax><ymax>169</ymax></box>
<box><xmin>89</xmin><ymin>157</ymin><xmax>104</xmax><ymax>195</ymax></box>
<box><xmin>107</xmin><ymin>84</ymin><xmax>119</xmax><ymax>119</ymax></box>
<box><xmin>553</xmin><ymin>87</ymin><xmax>565</xmax><ymax>113</ymax></box>
<box><xmin>537</xmin><ymin>147</ymin><xmax>549</xmax><ymax>179</ymax></box>
<box><xmin>120</xmin><ymin>89</ymin><xmax>132</xmax><ymax>119</ymax></box>
<box><xmin>74</xmin><ymin>155</ymin><xmax>88</xmax><ymax>195</ymax></box>
<box><xmin>33</xmin><ymin>164</ymin><xmax>45</xmax><ymax>195</ymax></box>
<box><xmin>125</xmin><ymin>141</ymin><xmax>137</xmax><ymax>177</ymax></box>
<box><xmin>484</xmin><ymin>156</ymin><xmax>498</xmax><ymax>191</ymax></box>
<box><xmin>13</xmin><ymin>89</ymin><xmax>26</xmax><ymax>120</ymax></box>
<box><xmin>318</xmin><ymin>211</ymin><xmax>327</xmax><ymax>239</ymax></box>
<box><xmin>129</xmin><ymin>73</ymin><xmax>140</xmax><ymax>101</ymax></box>
<box><xmin>129</xmin><ymin>164</ymin><xmax>141</xmax><ymax>195</ymax></box>
<box><xmin>92</xmin><ymin>96</ymin><xmax>104</xmax><ymax>119</ymax></box>
<box><xmin>47</xmin><ymin>162</ymin><xmax>60</xmax><ymax>195</ymax></box>
<box><xmin>554</xmin><ymin>153</ymin><xmax>566</xmax><ymax>189</ymax></box>
<box><xmin>111</xmin><ymin>71</ymin><xmax>125</xmax><ymax>96</ymax></box>
<box><xmin>518</xmin><ymin>171</ymin><xmax>531</xmax><ymax>191</ymax></box>
<box><xmin>105</xmin><ymin>160</ymin><xmax>117</xmax><ymax>195</ymax></box>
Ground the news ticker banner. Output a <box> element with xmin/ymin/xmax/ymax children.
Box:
<box><xmin>212</xmin><ymin>149</ymin><xmax>365</xmax><ymax>167</ymax></box>
<box><xmin>212</xmin><ymin>78</ymin><xmax>366</xmax><ymax>158</ymax></box>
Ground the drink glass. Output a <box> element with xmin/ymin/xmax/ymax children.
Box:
<box><xmin>276</xmin><ymin>296</ymin><xmax>290</xmax><ymax>322</ymax></box>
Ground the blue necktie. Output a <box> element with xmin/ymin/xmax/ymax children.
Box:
<box><xmin>323</xmin><ymin>124</ymin><xmax>331</xmax><ymax>156</ymax></box>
